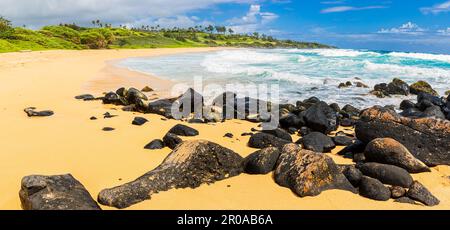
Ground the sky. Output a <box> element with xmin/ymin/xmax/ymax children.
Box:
<box><xmin>1</xmin><ymin>0</ymin><xmax>449</xmax><ymax>54</ymax></box>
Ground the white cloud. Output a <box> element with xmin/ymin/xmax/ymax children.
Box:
<box><xmin>0</xmin><ymin>0</ymin><xmax>254</xmax><ymax>28</ymax></box>
<box><xmin>421</xmin><ymin>0</ymin><xmax>450</xmax><ymax>14</ymax></box>
<box><xmin>438</xmin><ymin>28</ymin><xmax>450</xmax><ymax>36</ymax></box>
<box><xmin>321</xmin><ymin>5</ymin><xmax>387</xmax><ymax>13</ymax></box>
<box><xmin>378</xmin><ymin>22</ymin><xmax>426</xmax><ymax>35</ymax></box>
<box><xmin>227</xmin><ymin>4</ymin><xmax>279</xmax><ymax>33</ymax></box>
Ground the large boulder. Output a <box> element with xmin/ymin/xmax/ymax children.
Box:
<box><xmin>303</xmin><ymin>101</ymin><xmax>338</xmax><ymax>134</ymax></box>
<box><xmin>168</xmin><ymin>124</ymin><xmax>199</xmax><ymax>136</ymax></box>
<box><xmin>407</xmin><ymin>181</ymin><xmax>440</xmax><ymax>206</ymax></box>
<box><xmin>342</xmin><ymin>165</ymin><xmax>363</xmax><ymax>187</ymax></box>
<box><xmin>355</xmin><ymin>106</ymin><xmax>450</xmax><ymax>166</ymax></box>
<box><xmin>98</xmin><ymin>140</ymin><xmax>244</xmax><ymax>209</ymax></box>
<box><xmin>298</xmin><ymin>132</ymin><xmax>336</xmax><ymax>153</ymax></box>
<box><xmin>19</xmin><ymin>174</ymin><xmax>101</xmax><ymax>210</ymax></box>
<box><xmin>358</xmin><ymin>163</ymin><xmax>413</xmax><ymax>188</ymax></box>
<box><xmin>274</xmin><ymin>144</ymin><xmax>356</xmax><ymax>197</ymax></box>
<box><xmin>359</xmin><ymin>176</ymin><xmax>391</xmax><ymax>201</ymax></box>
<box><xmin>410</xmin><ymin>81</ymin><xmax>438</xmax><ymax>96</ymax></box>
<box><xmin>244</xmin><ymin>147</ymin><xmax>281</xmax><ymax>174</ymax></box>
<box><xmin>248</xmin><ymin>133</ymin><xmax>291</xmax><ymax>149</ymax></box>
<box><xmin>364</xmin><ymin>138</ymin><xmax>430</xmax><ymax>173</ymax></box>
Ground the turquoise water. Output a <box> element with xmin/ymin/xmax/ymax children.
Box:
<box><xmin>118</xmin><ymin>49</ymin><xmax>450</xmax><ymax>109</ymax></box>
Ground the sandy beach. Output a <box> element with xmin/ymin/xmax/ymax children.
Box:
<box><xmin>1</xmin><ymin>48</ymin><xmax>449</xmax><ymax>210</ymax></box>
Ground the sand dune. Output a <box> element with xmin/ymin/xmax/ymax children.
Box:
<box><xmin>0</xmin><ymin>48</ymin><xmax>449</xmax><ymax>210</ymax></box>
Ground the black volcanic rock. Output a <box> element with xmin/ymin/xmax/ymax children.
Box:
<box><xmin>274</xmin><ymin>144</ymin><xmax>356</xmax><ymax>197</ymax></box>
<box><xmin>355</xmin><ymin>106</ymin><xmax>450</xmax><ymax>166</ymax></box>
<box><xmin>98</xmin><ymin>140</ymin><xmax>244</xmax><ymax>209</ymax></box>
<box><xmin>19</xmin><ymin>174</ymin><xmax>101</xmax><ymax>210</ymax></box>
<box><xmin>358</xmin><ymin>163</ymin><xmax>413</xmax><ymax>188</ymax></box>
<box><xmin>244</xmin><ymin>147</ymin><xmax>281</xmax><ymax>174</ymax></box>
<box><xmin>168</xmin><ymin>124</ymin><xmax>199</xmax><ymax>137</ymax></box>
<box><xmin>299</xmin><ymin>132</ymin><xmax>336</xmax><ymax>153</ymax></box>
<box><xmin>359</xmin><ymin>176</ymin><xmax>391</xmax><ymax>201</ymax></box>
<box><xmin>303</xmin><ymin>101</ymin><xmax>338</xmax><ymax>134</ymax></box>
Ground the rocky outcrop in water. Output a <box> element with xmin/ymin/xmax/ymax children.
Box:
<box><xmin>19</xmin><ymin>174</ymin><xmax>101</xmax><ymax>210</ymax></box>
<box><xmin>98</xmin><ymin>140</ymin><xmax>244</xmax><ymax>209</ymax></box>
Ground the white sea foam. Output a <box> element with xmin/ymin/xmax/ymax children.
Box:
<box><xmin>289</xmin><ymin>48</ymin><xmax>379</xmax><ymax>57</ymax></box>
<box><xmin>363</xmin><ymin>61</ymin><xmax>450</xmax><ymax>78</ymax></box>
<box><xmin>388</xmin><ymin>52</ymin><xmax>450</xmax><ymax>63</ymax></box>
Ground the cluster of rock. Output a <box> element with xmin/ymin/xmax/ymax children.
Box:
<box><xmin>400</xmin><ymin>93</ymin><xmax>450</xmax><ymax>120</ymax></box>
<box><xmin>370</xmin><ymin>78</ymin><xmax>440</xmax><ymax>98</ymax></box>
<box><xmin>19</xmin><ymin>81</ymin><xmax>449</xmax><ymax>210</ymax></box>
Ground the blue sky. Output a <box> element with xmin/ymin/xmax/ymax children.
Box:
<box><xmin>1</xmin><ymin>0</ymin><xmax>449</xmax><ymax>53</ymax></box>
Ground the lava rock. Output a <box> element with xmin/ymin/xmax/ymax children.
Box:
<box><xmin>355</xmin><ymin>106</ymin><xmax>450</xmax><ymax>166</ymax></box>
<box><xmin>19</xmin><ymin>174</ymin><xmax>101</xmax><ymax>210</ymax></box>
<box><xmin>299</xmin><ymin>132</ymin><xmax>335</xmax><ymax>153</ymax></box>
<box><xmin>248</xmin><ymin>133</ymin><xmax>291</xmax><ymax>149</ymax></box>
<box><xmin>168</xmin><ymin>124</ymin><xmax>199</xmax><ymax>137</ymax></box>
<box><xmin>400</xmin><ymin>100</ymin><xmax>416</xmax><ymax>111</ymax></box>
<box><xmin>75</xmin><ymin>94</ymin><xmax>95</xmax><ymax>101</ymax></box>
<box><xmin>24</xmin><ymin>107</ymin><xmax>54</xmax><ymax>117</ymax></box>
<box><xmin>386</xmin><ymin>78</ymin><xmax>410</xmax><ymax>96</ymax></box>
<box><xmin>299</xmin><ymin>126</ymin><xmax>311</xmax><ymax>136</ymax></box>
<box><xmin>359</xmin><ymin>176</ymin><xmax>391</xmax><ymax>201</ymax></box>
<box><xmin>358</xmin><ymin>163</ymin><xmax>413</xmax><ymax>188</ymax></box>
<box><xmin>102</xmin><ymin>127</ymin><xmax>115</xmax><ymax>131</ymax></box>
<box><xmin>423</xmin><ymin>106</ymin><xmax>446</xmax><ymax>119</ymax></box>
<box><xmin>400</xmin><ymin>108</ymin><xmax>426</xmax><ymax>118</ymax></box>
<box><xmin>224</xmin><ymin>133</ymin><xmax>234</xmax><ymax>138</ymax></box>
<box><xmin>132</xmin><ymin>117</ymin><xmax>148</xmax><ymax>126</ymax></box>
<box><xmin>102</xmin><ymin>92</ymin><xmax>122</xmax><ymax>105</ymax></box>
<box><xmin>144</xmin><ymin>139</ymin><xmax>165</xmax><ymax>150</ymax></box>
<box><xmin>337</xmin><ymin>140</ymin><xmax>366</xmax><ymax>156</ymax></box>
<box><xmin>303</xmin><ymin>101</ymin><xmax>338</xmax><ymax>134</ymax></box>
<box><xmin>98</xmin><ymin>140</ymin><xmax>244</xmax><ymax>209</ymax></box>
<box><xmin>333</xmin><ymin>136</ymin><xmax>354</xmax><ymax>146</ymax></box>
<box><xmin>244</xmin><ymin>147</ymin><xmax>281</xmax><ymax>174</ymax></box>
<box><xmin>141</xmin><ymin>86</ymin><xmax>154</xmax><ymax>92</ymax></box>
<box><xmin>103</xmin><ymin>112</ymin><xmax>117</xmax><ymax>119</ymax></box>
<box><xmin>390</xmin><ymin>186</ymin><xmax>406</xmax><ymax>199</ymax></box>
<box><xmin>90</xmin><ymin>116</ymin><xmax>97</xmax><ymax>120</ymax></box>
<box><xmin>342</xmin><ymin>165</ymin><xmax>363</xmax><ymax>187</ymax></box>
<box><xmin>395</xmin><ymin>197</ymin><xmax>420</xmax><ymax>205</ymax></box>
<box><xmin>163</xmin><ymin>133</ymin><xmax>183</xmax><ymax>149</ymax></box>
<box><xmin>147</xmin><ymin>98</ymin><xmax>177</xmax><ymax>118</ymax></box>
<box><xmin>410</xmin><ymin>81</ymin><xmax>438</xmax><ymax>96</ymax></box>
<box><xmin>126</xmin><ymin>88</ymin><xmax>148</xmax><ymax>104</ymax></box>
<box><xmin>274</xmin><ymin>144</ymin><xmax>356</xmax><ymax>197</ymax></box>
<box><xmin>262</xmin><ymin>128</ymin><xmax>293</xmax><ymax>142</ymax></box>
<box><xmin>407</xmin><ymin>181</ymin><xmax>440</xmax><ymax>206</ymax></box>
<box><xmin>279</xmin><ymin>113</ymin><xmax>304</xmax><ymax>129</ymax></box>
<box><xmin>364</xmin><ymin>138</ymin><xmax>430</xmax><ymax>173</ymax></box>
<box><xmin>342</xmin><ymin>104</ymin><xmax>361</xmax><ymax>118</ymax></box>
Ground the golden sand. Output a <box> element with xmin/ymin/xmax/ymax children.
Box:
<box><xmin>0</xmin><ymin>48</ymin><xmax>449</xmax><ymax>210</ymax></box>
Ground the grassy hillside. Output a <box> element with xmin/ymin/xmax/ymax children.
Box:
<box><xmin>0</xmin><ymin>19</ymin><xmax>332</xmax><ymax>53</ymax></box>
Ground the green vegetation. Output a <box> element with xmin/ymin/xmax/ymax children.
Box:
<box><xmin>0</xmin><ymin>18</ymin><xmax>332</xmax><ymax>53</ymax></box>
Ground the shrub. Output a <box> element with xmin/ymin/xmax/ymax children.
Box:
<box><xmin>41</xmin><ymin>26</ymin><xmax>81</xmax><ymax>44</ymax></box>
<box><xmin>0</xmin><ymin>16</ymin><xmax>13</xmax><ymax>38</ymax></box>
<box><xmin>80</xmin><ymin>31</ymin><xmax>107</xmax><ymax>49</ymax></box>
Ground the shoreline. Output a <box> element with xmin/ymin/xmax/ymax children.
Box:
<box><xmin>1</xmin><ymin>48</ymin><xmax>449</xmax><ymax>210</ymax></box>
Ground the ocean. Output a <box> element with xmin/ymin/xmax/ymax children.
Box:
<box><xmin>118</xmin><ymin>49</ymin><xmax>450</xmax><ymax>109</ymax></box>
